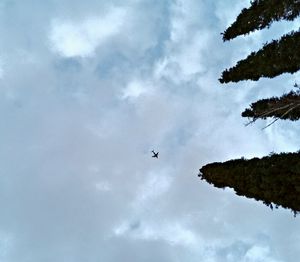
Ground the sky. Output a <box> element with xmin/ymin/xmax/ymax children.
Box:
<box><xmin>1</xmin><ymin>0</ymin><xmax>300</xmax><ymax>261</ymax></box>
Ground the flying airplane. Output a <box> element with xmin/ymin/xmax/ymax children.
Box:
<box><xmin>294</xmin><ymin>82</ymin><xmax>298</xmax><ymax>88</ymax></box>
<box><xmin>151</xmin><ymin>150</ymin><xmax>159</xmax><ymax>158</ymax></box>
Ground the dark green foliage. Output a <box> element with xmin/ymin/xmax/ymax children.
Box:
<box><xmin>223</xmin><ymin>0</ymin><xmax>300</xmax><ymax>41</ymax></box>
<box><xmin>242</xmin><ymin>91</ymin><xmax>300</xmax><ymax>121</ymax></box>
<box><xmin>200</xmin><ymin>0</ymin><xmax>300</xmax><ymax>216</ymax></box>
<box><xmin>199</xmin><ymin>152</ymin><xmax>300</xmax><ymax>215</ymax></box>
<box><xmin>220</xmin><ymin>30</ymin><xmax>300</xmax><ymax>83</ymax></box>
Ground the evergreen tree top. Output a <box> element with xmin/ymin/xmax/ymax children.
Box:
<box><xmin>242</xmin><ymin>91</ymin><xmax>300</xmax><ymax>123</ymax></box>
<box><xmin>199</xmin><ymin>152</ymin><xmax>300</xmax><ymax>216</ymax></box>
<box><xmin>220</xmin><ymin>30</ymin><xmax>300</xmax><ymax>83</ymax></box>
<box><xmin>223</xmin><ymin>0</ymin><xmax>300</xmax><ymax>41</ymax></box>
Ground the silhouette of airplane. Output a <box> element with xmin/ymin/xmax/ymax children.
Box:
<box><xmin>294</xmin><ymin>82</ymin><xmax>298</xmax><ymax>88</ymax></box>
<box><xmin>151</xmin><ymin>150</ymin><xmax>159</xmax><ymax>158</ymax></box>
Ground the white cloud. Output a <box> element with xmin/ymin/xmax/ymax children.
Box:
<box><xmin>243</xmin><ymin>245</ymin><xmax>281</xmax><ymax>262</ymax></box>
<box><xmin>133</xmin><ymin>172</ymin><xmax>172</xmax><ymax>207</ymax></box>
<box><xmin>155</xmin><ymin>30</ymin><xmax>212</xmax><ymax>80</ymax></box>
<box><xmin>121</xmin><ymin>79</ymin><xmax>149</xmax><ymax>100</ymax></box>
<box><xmin>2</xmin><ymin>0</ymin><xmax>300</xmax><ymax>261</ymax></box>
<box><xmin>0</xmin><ymin>232</ymin><xmax>13</xmax><ymax>260</ymax></box>
<box><xmin>154</xmin><ymin>0</ymin><xmax>212</xmax><ymax>81</ymax></box>
<box><xmin>114</xmin><ymin>220</ymin><xmax>198</xmax><ymax>247</ymax></box>
<box><xmin>95</xmin><ymin>181</ymin><xmax>111</xmax><ymax>192</ymax></box>
<box><xmin>0</xmin><ymin>58</ymin><xmax>4</xmax><ymax>79</ymax></box>
<box><xmin>214</xmin><ymin>0</ymin><xmax>250</xmax><ymax>29</ymax></box>
<box><xmin>49</xmin><ymin>8</ymin><xmax>126</xmax><ymax>57</ymax></box>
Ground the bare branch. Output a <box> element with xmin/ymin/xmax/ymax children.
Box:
<box><xmin>245</xmin><ymin>103</ymin><xmax>294</xmax><ymax>126</ymax></box>
<box><xmin>262</xmin><ymin>103</ymin><xmax>300</xmax><ymax>130</ymax></box>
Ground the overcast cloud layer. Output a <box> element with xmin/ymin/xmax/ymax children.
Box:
<box><xmin>1</xmin><ymin>0</ymin><xmax>300</xmax><ymax>261</ymax></box>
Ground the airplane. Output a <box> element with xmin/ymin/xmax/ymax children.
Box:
<box><xmin>151</xmin><ymin>150</ymin><xmax>159</xmax><ymax>158</ymax></box>
<box><xmin>294</xmin><ymin>82</ymin><xmax>298</xmax><ymax>88</ymax></box>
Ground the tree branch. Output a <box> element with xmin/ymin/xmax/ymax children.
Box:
<box><xmin>262</xmin><ymin>103</ymin><xmax>300</xmax><ymax>130</ymax></box>
<box><xmin>245</xmin><ymin>103</ymin><xmax>294</xmax><ymax>126</ymax></box>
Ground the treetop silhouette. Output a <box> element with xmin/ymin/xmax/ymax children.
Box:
<box><xmin>223</xmin><ymin>0</ymin><xmax>300</xmax><ymax>41</ymax></box>
<box><xmin>199</xmin><ymin>152</ymin><xmax>300</xmax><ymax>216</ymax></box>
<box><xmin>199</xmin><ymin>0</ymin><xmax>300</xmax><ymax>216</ymax></box>
<box><xmin>220</xmin><ymin>30</ymin><xmax>300</xmax><ymax>83</ymax></box>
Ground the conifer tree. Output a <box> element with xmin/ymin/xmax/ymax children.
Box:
<box><xmin>242</xmin><ymin>91</ymin><xmax>300</xmax><ymax>125</ymax></box>
<box><xmin>220</xmin><ymin>30</ymin><xmax>300</xmax><ymax>83</ymax></box>
<box><xmin>199</xmin><ymin>152</ymin><xmax>300</xmax><ymax>215</ymax></box>
<box><xmin>223</xmin><ymin>0</ymin><xmax>300</xmax><ymax>41</ymax></box>
<box><xmin>199</xmin><ymin>0</ymin><xmax>300</xmax><ymax>216</ymax></box>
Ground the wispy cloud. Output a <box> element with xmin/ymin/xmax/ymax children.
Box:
<box><xmin>1</xmin><ymin>0</ymin><xmax>300</xmax><ymax>261</ymax></box>
<box><xmin>49</xmin><ymin>8</ymin><xmax>127</xmax><ymax>57</ymax></box>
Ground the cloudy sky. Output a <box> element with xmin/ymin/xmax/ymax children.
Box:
<box><xmin>1</xmin><ymin>0</ymin><xmax>300</xmax><ymax>261</ymax></box>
